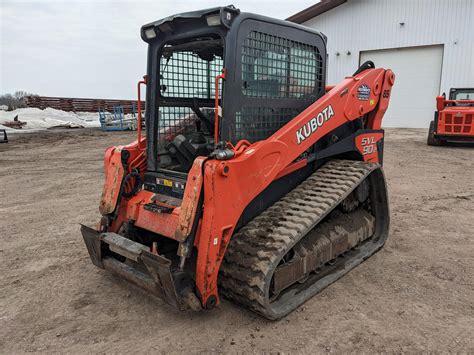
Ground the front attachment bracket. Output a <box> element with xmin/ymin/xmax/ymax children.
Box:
<box><xmin>80</xmin><ymin>224</ymin><xmax>202</xmax><ymax>311</ymax></box>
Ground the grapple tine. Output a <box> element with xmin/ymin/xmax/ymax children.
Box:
<box><xmin>80</xmin><ymin>224</ymin><xmax>104</xmax><ymax>268</ymax></box>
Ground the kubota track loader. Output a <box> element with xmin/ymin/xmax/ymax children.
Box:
<box><xmin>81</xmin><ymin>6</ymin><xmax>395</xmax><ymax>319</ymax></box>
<box><xmin>427</xmin><ymin>88</ymin><xmax>474</xmax><ymax>146</ymax></box>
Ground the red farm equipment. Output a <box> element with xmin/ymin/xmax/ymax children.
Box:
<box><xmin>428</xmin><ymin>88</ymin><xmax>474</xmax><ymax>146</ymax></box>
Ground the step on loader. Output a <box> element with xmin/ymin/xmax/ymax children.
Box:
<box><xmin>81</xmin><ymin>6</ymin><xmax>395</xmax><ymax>319</ymax></box>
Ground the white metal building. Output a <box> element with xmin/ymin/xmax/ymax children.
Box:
<box><xmin>287</xmin><ymin>0</ymin><xmax>474</xmax><ymax>127</ymax></box>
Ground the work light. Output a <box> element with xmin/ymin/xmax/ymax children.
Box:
<box><xmin>206</xmin><ymin>14</ymin><xmax>221</xmax><ymax>26</ymax></box>
<box><xmin>144</xmin><ymin>28</ymin><xmax>156</xmax><ymax>39</ymax></box>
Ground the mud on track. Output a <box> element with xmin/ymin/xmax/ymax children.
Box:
<box><xmin>0</xmin><ymin>128</ymin><xmax>473</xmax><ymax>352</ymax></box>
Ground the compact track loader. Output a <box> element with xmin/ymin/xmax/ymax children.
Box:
<box><xmin>427</xmin><ymin>88</ymin><xmax>474</xmax><ymax>145</ymax></box>
<box><xmin>81</xmin><ymin>6</ymin><xmax>395</xmax><ymax>319</ymax></box>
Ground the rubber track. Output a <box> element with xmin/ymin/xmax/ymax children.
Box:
<box><xmin>219</xmin><ymin>159</ymin><xmax>380</xmax><ymax>319</ymax></box>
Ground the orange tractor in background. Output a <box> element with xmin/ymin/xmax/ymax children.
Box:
<box><xmin>428</xmin><ymin>88</ymin><xmax>474</xmax><ymax>146</ymax></box>
<box><xmin>81</xmin><ymin>6</ymin><xmax>395</xmax><ymax>319</ymax></box>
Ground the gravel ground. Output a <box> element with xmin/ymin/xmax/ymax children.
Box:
<box><xmin>0</xmin><ymin>128</ymin><xmax>473</xmax><ymax>353</ymax></box>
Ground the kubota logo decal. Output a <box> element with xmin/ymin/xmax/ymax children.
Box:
<box><xmin>296</xmin><ymin>105</ymin><xmax>335</xmax><ymax>144</ymax></box>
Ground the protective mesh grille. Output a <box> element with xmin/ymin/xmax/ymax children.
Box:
<box><xmin>156</xmin><ymin>106</ymin><xmax>216</xmax><ymax>150</ymax></box>
<box><xmin>235</xmin><ymin>107</ymin><xmax>300</xmax><ymax>142</ymax></box>
<box><xmin>236</xmin><ymin>31</ymin><xmax>323</xmax><ymax>143</ymax></box>
<box><xmin>157</xmin><ymin>49</ymin><xmax>222</xmax><ymax>152</ymax></box>
<box><xmin>241</xmin><ymin>31</ymin><xmax>323</xmax><ymax>99</ymax></box>
<box><xmin>160</xmin><ymin>51</ymin><xmax>223</xmax><ymax>99</ymax></box>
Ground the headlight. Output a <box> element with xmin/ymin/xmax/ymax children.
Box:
<box><xmin>206</xmin><ymin>14</ymin><xmax>221</xmax><ymax>26</ymax></box>
<box><xmin>144</xmin><ymin>28</ymin><xmax>156</xmax><ymax>39</ymax></box>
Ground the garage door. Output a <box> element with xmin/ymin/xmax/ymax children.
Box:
<box><xmin>360</xmin><ymin>45</ymin><xmax>443</xmax><ymax>128</ymax></box>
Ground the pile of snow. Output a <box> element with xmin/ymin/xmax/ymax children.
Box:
<box><xmin>0</xmin><ymin>107</ymin><xmax>101</xmax><ymax>132</ymax></box>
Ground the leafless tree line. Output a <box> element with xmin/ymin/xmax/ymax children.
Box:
<box><xmin>0</xmin><ymin>91</ymin><xmax>37</xmax><ymax>111</ymax></box>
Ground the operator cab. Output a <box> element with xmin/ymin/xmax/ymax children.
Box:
<box><xmin>140</xmin><ymin>6</ymin><xmax>327</xmax><ymax>198</ymax></box>
<box><xmin>449</xmin><ymin>88</ymin><xmax>474</xmax><ymax>107</ymax></box>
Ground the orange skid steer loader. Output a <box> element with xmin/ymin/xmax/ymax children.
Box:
<box><xmin>427</xmin><ymin>88</ymin><xmax>474</xmax><ymax>146</ymax></box>
<box><xmin>81</xmin><ymin>6</ymin><xmax>395</xmax><ymax>319</ymax></box>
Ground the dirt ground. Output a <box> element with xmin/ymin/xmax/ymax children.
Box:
<box><xmin>0</xmin><ymin>128</ymin><xmax>473</xmax><ymax>353</ymax></box>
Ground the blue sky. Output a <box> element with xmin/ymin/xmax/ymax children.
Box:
<box><xmin>0</xmin><ymin>0</ymin><xmax>316</xmax><ymax>99</ymax></box>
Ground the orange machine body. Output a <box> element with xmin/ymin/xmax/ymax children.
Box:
<box><xmin>435</xmin><ymin>97</ymin><xmax>474</xmax><ymax>137</ymax></box>
<box><xmin>98</xmin><ymin>67</ymin><xmax>395</xmax><ymax>307</ymax></box>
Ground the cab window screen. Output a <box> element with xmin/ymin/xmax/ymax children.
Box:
<box><xmin>236</xmin><ymin>31</ymin><xmax>323</xmax><ymax>143</ymax></box>
<box><xmin>451</xmin><ymin>90</ymin><xmax>474</xmax><ymax>107</ymax></box>
<box><xmin>156</xmin><ymin>39</ymin><xmax>223</xmax><ymax>156</ymax></box>
<box><xmin>160</xmin><ymin>50</ymin><xmax>223</xmax><ymax>99</ymax></box>
<box><xmin>241</xmin><ymin>31</ymin><xmax>323</xmax><ymax>99</ymax></box>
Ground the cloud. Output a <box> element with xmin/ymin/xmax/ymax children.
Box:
<box><xmin>1</xmin><ymin>0</ymin><xmax>316</xmax><ymax>98</ymax></box>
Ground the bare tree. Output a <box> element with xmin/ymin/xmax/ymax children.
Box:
<box><xmin>0</xmin><ymin>91</ymin><xmax>36</xmax><ymax>110</ymax></box>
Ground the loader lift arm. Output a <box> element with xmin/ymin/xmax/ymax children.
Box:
<box><xmin>195</xmin><ymin>67</ymin><xmax>395</xmax><ymax>307</ymax></box>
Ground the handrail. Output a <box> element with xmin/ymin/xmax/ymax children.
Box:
<box><xmin>214</xmin><ymin>69</ymin><xmax>226</xmax><ymax>146</ymax></box>
<box><xmin>137</xmin><ymin>76</ymin><xmax>147</xmax><ymax>150</ymax></box>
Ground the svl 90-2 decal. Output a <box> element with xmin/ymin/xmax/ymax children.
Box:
<box><xmin>355</xmin><ymin>133</ymin><xmax>384</xmax><ymax>163</ymax></box>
